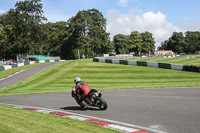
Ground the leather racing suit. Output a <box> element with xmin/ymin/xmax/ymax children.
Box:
<box><xmin>73</xmin><ymin>81</ymin><xmax>92</xmax><ymax>107</ymax></box>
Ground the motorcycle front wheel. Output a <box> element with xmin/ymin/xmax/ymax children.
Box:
<box><xmin>95</xmin><ymin>97</ymin><xmax>108</xmax><ymax>110</ymax></box>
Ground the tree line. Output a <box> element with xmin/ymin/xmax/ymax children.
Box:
<box><xmin>0</xmin><ymin>0</ymin><xmax>157</xmax><ymax>60</ymax></box>
<box><xmin>8</xmin><ymin>0</ymin><xmax>200</xmax><ymax>60</ymax></box>
<box><xmin>158</xmin><ymin>31</ymin><xmax>200</xmax><ymax>54</ymax></box>
<box><xmin>0</xmin><ymin>0</ymin><xmax>112</xmax><ymax>60</ymax></box>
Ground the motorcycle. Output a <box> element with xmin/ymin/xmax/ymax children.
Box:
<box><xmin>72</xmin><ymin>89</ymin><xmax>108</xmax><ymax>110</ymax></box>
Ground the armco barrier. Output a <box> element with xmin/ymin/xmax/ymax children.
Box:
<box><xmin>119</xmin><ymin>60</ymin><xmax>128</xmax><ymax>65</ymax></box>
<box><xmin>192</xmin><ymin>66</ymin><xmax>200</xmax><ymax>72</ymax></box>
<box><xmin>137</xmin><ymin>61</ymin><xmax>147</xmax><ymax>67</ymax></box>
<box><xmin>112</xmin><ymin>60</ymin><xmax>120</xmax><ymax>64</ymax></box>
<box><xmin>99</xmin><ymin>58</ymin><xmax>105</xmax><ymax>63</ymax></box>
<box><xmin>128</xmin><ymin>60</ymin><xmax>137</xmax><ymax>66</ymax></box>
<box><xmin>183</xmin><ymin>65</ymin><xmax>200</xmax><ymax>72</ymax></box>
<box><xmin>158</xmin><ymin>63</ymin><xmax>171</xmax><ymax>69</ymax></box>
<box><xmin>183</xmin><ymin>65</ymin><xmax>192</xmax><ymax>71</ymax></box>
<box><xmin>4</xmin><ymin>65</ymin><xmax>12</xmax><ymax>70</ymax></box>
<box><xmin>0</xmin><ymin>66</ymin><xmax>5</xmax><ymax>71</ymax></box>
<box><xmin>39</xmin><ymin>60</ymin><xmax>45</xmax><ymax>63</ymax></box>
<box><xmin>29</xmin><ymin>61</ymin><xmax>35</xmax><ymax>64</ymax></box>
<box><xmin>147</xmin><ymin>62</ymin><xmax>158</xmax><ymax>68</ymax></box>
<box><xmin>93</xmin><ymin>58</ymin><xmax>99</xmax><ymax>62</ymax></box>
<box><xmin>93</xmin><ymin>57</ymin><xmax>200</xmax><ymax>73</ymax></box>
<box><xmin>24</xmin><ymin>62</ymin><xmax>30</xmax><ymax>65</ymax></box>
<box><xmin>105</xmin><ymin>59</ymin><xmax>112</xmax><ymax>63</ymax></box>
<box><xmin>11</xmin><ymin>64</ymin><xmax>18</xmax><ymax>68</ymax></box>
<box><xmin>18</xmin><ymin>63</ymin><xmax>24</xmax><ymax>67</ymax></box>
<box><xmin>171</xmin><ymin>64</ymin><xmax>183</xmax><ymax>71</ymax></box>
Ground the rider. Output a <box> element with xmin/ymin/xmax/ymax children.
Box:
<box><xmin>72</xmin><ymin>77</ymin><xmax>92</xmax><ymax>109</ymax></box>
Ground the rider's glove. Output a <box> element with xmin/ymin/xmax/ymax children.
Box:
<box><xmin>71</xmin><ymin>88</ymin><xmax>75</xmax><ymax>97</ymax></box>
<box><xmin>71</xmin><ymin>92</ymin><xmax>74</xmax><ymax>97</ymax></box>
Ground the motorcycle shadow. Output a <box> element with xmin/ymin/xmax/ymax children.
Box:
<box><xmin>60</xmin><ymin>106</ymin><xmax>101</xmax><ymax>111</ymax></box>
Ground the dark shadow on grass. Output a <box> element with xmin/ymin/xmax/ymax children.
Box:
<box><xmin>60</xmin><ymin>106</ymin><xmax>101</xmax><ymax>111</ymax></box>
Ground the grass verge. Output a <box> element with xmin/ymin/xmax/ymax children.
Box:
<box><xmin>0</xmin><ymin>59</ymin><xmax>200</xmax><ymax>96</ymax></box>
<box><xmin>0</xmin><ymin>104</ymin><xmax>119</xmax><ymax>133</ymax></box>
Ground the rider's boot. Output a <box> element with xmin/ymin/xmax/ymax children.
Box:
<box><xmin>76</xmin><ymin>99</ymin><xmax>89</xmax><ymax>109</ymax></box>
<box><xmin>82</xmin><ymin>101</ymin><xmax>89</xmax><ymax>109</ymax></box>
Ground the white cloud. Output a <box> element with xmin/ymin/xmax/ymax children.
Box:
<box><xmin>118</xmin><ymin>0</ymin><xmax>129</xmax><ymax>7</ymax></box>
<box><xmin>178</xmin><ymin>21</ymin><xmax>200</xmax><ymax>31</ymax></box>
<box><xmin>44</xmin><ymin>13</ymin><xmax>70</xmax><ymax>23</ymax></box>
<box><xmin>0</xmin><ymin>9</ymin><xmax>6</xmax><ymax>14</ymax></box>
<box><xmin>0</xmin><ymin>7</ymin><xmax>69</xmax><ymax>23</ymax></box>
<box><xmin>106</xmin><ymin>8</ymin><xmax>184</xmax><ymax>48</ymax></box>
<box><xmin>118</xmin><ymin>0</ymin><xmax>141</xmax><ymax>7</ymax></box>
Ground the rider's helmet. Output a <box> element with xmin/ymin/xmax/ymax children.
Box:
<box><xmin>74</xmin><ymin>77</ymin><xmax>81</xmax><ymax>84</ymax></box>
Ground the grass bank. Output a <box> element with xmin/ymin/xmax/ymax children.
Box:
<box><xmin>0</xmin><ymin>104</ymin><xmax>118</xmax><ymax>133</ymax></box>
<box><xmin>0</xmin><ymin>59</ymin><xmax>200</xmax><ymax>96</ymax></box>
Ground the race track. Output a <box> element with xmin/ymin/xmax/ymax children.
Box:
<box><xmin>0</xmin><ymin>63</ymin><xmax>200</xmax><ymax>133</ymax></box>
<box><xmin>0</xmin><ymin>62</ymin><xmax>59</xmax><ymax>88</ymax></box>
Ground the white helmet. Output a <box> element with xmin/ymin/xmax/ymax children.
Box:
<box><xmin>74</xmin><ymin>77</ymin><xmax>81</xmax><ymax>84</ymax></box>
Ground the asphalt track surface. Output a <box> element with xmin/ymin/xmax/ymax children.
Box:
<box><xmin>0</xmin><ymin>63</ymin><xmax>200</xmax><ymax>133</ymax></box>
<box><xmin>0</xmin><ymin>62</ymin><xmax>59</xmax><ymax>88</ymax></box>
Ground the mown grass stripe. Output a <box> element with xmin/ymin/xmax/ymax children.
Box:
<box><xmin>0</xmin><ymin>59</ymin><xmax>200</xmax><ymax>96</ymax></box>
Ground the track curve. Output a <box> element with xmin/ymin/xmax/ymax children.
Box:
<box><xmin>0</xmin><ymin>62</ymin><xmax>59</xmax><ymax>89</ymax></box>
<box><xmin>1</xmin><ymin>87</ymin><xmax>200</xmax><ymax>133</ymax></box>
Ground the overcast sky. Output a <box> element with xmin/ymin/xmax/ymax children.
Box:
<box><xmin>0</xmin><ymin>0</ymin><xmax>200</xmax><ymax>47</ymax></box>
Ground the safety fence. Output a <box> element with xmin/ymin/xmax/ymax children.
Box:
<box><xmin>93</xmin><ymin>57</ymin><xmax>200</xmax><ymax>73</ymax></box>
<box><xmin>0</xmin><ymin>60</ymin><xmax>60</xmax><ymax>72</ymax></box>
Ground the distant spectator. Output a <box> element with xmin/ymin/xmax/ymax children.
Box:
<box><xmin>9</xmin><ymin>60</ymin><xmax>13</xmax><ymax>65</ymax></box>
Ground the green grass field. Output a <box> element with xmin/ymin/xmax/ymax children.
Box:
<box><xmin>0</xmin><ymin>59</ymin><xmax>200</xmax><ymax>96</ymax></box>
<box><xmin>0</xmin><ymin>104</ymin><xmax>119</xmax><ymax>133</ymax></box>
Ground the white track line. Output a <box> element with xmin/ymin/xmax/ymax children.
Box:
<box><xmin>0</xmin><ymin>70</ymin><xmax>26</xmax><ymax>81</ymax></box>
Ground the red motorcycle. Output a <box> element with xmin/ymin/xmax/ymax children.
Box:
<box><xmin>72</xmin><ymin>89</ymin><xmax>108</xmax><ymax>110</ymax></box>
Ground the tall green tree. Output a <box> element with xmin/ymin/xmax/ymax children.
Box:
<box><xmin>14</xmin><ymin>0</ymin><xmax>47</xmax><ymax>54</ymax></box>
<box><xmin>113</xmin><ymin>34</ymin><xmax>129</xmax><ymax>54</ymax></box>
<box><xmin>159</xmin><ymin>32</ymin><xmax>200</xmax><ymax>54</ymax></box>
<box><xmin>184</xmin><ymin>31</ymin><xmax>200</xmax><ymax>53</ymax></box>
<box><xmin>87</xmin><ymin>9</ymin><xmax>111</xmax><ymax>57</ymax></box>
<box><xmin>158</xmin><ymin>40</ymin><xmax>168</xmax><ymax>50</ymax></box>
<box><xmin>0</xmin><ymin>24</ymin><xmax>6</xmax><ymax>59</ymax></box>
<box><xmin>0</xmin><ymin>9</ymin><xmax>19</xmax><ymax>59</ymax></box>
<box><xmin>0</xmin><ymin>0</ymin><xmax>46</xmax><ymax>59</ymax></box>
<box><xmin>66</xmin><ymin>8</ymin><xmax>111</xmax><ymax>59</ymax></box>
<box><xmin>44</xmin><ymin>22</ymin><xmax>69</xmax><ymax>57</ymax></box>
<box><xmin>129</xmin><ymin>31</ymin><xmax>142</xmax><ymax>55</ymax></box>
<box><xmin>141</xmin><ymin>32</ymin><xmax>155</xmax><ymax>54</ymax></box>
<box><xmin>166</xmin><ymin>32</ymin><xmax>185</xmax><ymax>53</ymax></box>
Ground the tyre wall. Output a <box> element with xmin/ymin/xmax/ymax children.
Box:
<box><xmin>93</xmin><ymin>57</ymin><xmax>200</xmax><ymax>73</ymax></box>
